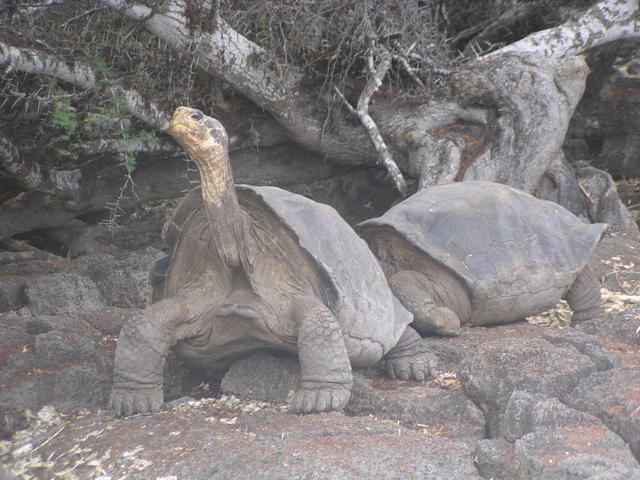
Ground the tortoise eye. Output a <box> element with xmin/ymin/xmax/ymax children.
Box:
<box><xmin>191</xmin><ymin>111</ymin><xmax>203</xmax><ymax>121</ymax></box>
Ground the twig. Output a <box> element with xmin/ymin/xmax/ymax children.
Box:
<box><xmin>102</xmin><ymin>172</ymin><xmax>137</xmax><ymax>230</ymax></box>
<box><xmin>334</xmin><ymin>47</ymin><xmax>407</xmax><ymax>197</ymax></box>
<box><xmin>32</xmin><ymin>424</ymin><xmax>66</xmax><ymax>453</ymax></box>
<box><xmin>11</xmin><ymin>0</ymin><xmax>60</xmax><ymax>7</ymax></box>
<box><xmin>63</xmin><ymin>7</ymin><xmax>104</xmax><ymax>29</ymax></box>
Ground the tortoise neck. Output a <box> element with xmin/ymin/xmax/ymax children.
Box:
<box><xmin>194</xmin><ymin>145</ymin><xmax>249</xmax><ymax>270</ymax></box>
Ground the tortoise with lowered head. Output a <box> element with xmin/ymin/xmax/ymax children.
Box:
<box><xmin>357</xmin><ymin>181</ymin><xmax>607</xmax><ymax>336</ymax></box>
<box><xmin>110</xmin><ymin>107</ymin><xmax>436</xmax><ymax>416</ymax></box>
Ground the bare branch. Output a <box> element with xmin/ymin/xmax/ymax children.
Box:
<box><xmin>0</xmin><ymin>41</ymin><xmax>96</xmax><ymax>88</ymax></box>
<box><xmin>0</xmin><ymin>41</ymin><xmax>170</xmax><ymax>131</ymax></box>
<box><xmin>335</xmin><ymin>49</ymin><xmax>407</xmax><ymax>196</ymax></box>
<box><xmin>78</xmin><ymin>138</ymin><xmax>178</xmax><ymax>155</ymax></box>
<box><xmin>489</xmin><ymin>0</ymin><xmax>640</xmax><ymax>58</ymax></box>
<box><xmin>98</xmin><ymin>0</ymin><xmax>379</xmax><ymax>165</ymax></box>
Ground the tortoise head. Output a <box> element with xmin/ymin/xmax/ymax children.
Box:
<box><xmin>168</xmin><ymin>107</ymin><xmax>247</xmax><ymax>268</ymax></box>
<box><xmin>168</xmin><ymin>107</ymin><xmax>228</xmax><ymax>161</ymax></box>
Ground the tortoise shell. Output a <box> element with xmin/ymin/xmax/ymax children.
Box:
<box><xmin>152</xmin><ymin>185</ymin><xmax>411</xmax><ymax>358</ymax></box>
<box><xmin>357</xmin><ymin>181</ymin><xmax>607</xmax><ymax>325</ymax></box>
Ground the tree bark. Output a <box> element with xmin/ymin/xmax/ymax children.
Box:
<box><xmin>2</xmin><ymin>0</ymin><xmax>640</xmax><ymax>240</ymax></box>
<box><xmin>0</xmin><ymin>41</ymin><xmax>171</xmax><ymax>132</ymax></box>
<box><xmin>490</xmin><ymin>0</ymin><xmax>640</xmax><ymax>58</ymax></box>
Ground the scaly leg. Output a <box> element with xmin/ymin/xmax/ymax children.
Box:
<box><xmin>385</xmin><ymin>326</ymin><xmax>438</xmax><ymax>381</ymax></box>
<box><xmin>110</xmin><ymin>296</ymin><xmax>206</xmax><ymax>416</ymax></box>
<box><xmin>564</xmin><ymin>262</ymin><xmax>603</xmax><ymax>322</ymax></box>
<box><xmin>290</xmin><ymin>297</ymin><xmax>353</xmax><ymax>413</ymax></box>
<box><xmin>390</xmin><ymin>270</ymin><xmax>464</xmax><ymax>336</ymax></box>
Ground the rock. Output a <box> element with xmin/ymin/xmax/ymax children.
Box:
<box><xmin>601</xmin><ymin>134</ymin><xmax>640</xmax><ymax>179</ymax></box>
<box><xmin>347</xmin><ymin>372</ymin><xmax>485</xmax><ymax>439</ymax></box>
<box><xmin>575</xmin><ymin>307</ymin><xmax>640</xmax><ymax>346</ymax></box>
<box><xmin>457</xmin><ymin>337</ymin><xmax>598</xmax><ymax>435</ymax></box>
<box><xmin>80</xmin><ymin>247</ymin><xmax>165</xmax><ymax>308</ymax></box>
<box><xmin>0</xmin><ymin>308</ymin><xmax>117</xmax><ymax>414</ymax></box>
<box><xmin>540</xmin><ymin>328</ymin><xmax>619</xmax><ymax>371</ymax></box>
<box><xmin>575</xmin><ymin>163</ymin><xmax>640</xmax><ymax>233</ymax></box>
<box><xmin>535</xmin><ymin>153</ymin><xmax>590</xmax><ymax>219</ymax></box>
<box><xmin>52</xmin><ymin>365</ymin><xmax>111</xmax><ymax>413</ymax></box>
<box><xmin>24</xmin><ymin>272</ymin><xmax>106</xmax><ymax>315</ymax></box>
<box><xmin>491</xmin><ymin>391</ymin><xmax>640</xmax><ymax>479</ymax></box>
<box><xmin>78</xmin><ymin>307</ymin><xmax>140</xmax><ymax>336</ymax></box>
<box><xmin>474</xmin><ymin>438</ymin><xmax>516</xmax><ymax>479</ymax></box>
<box><xmin>0</xmin><ymin>280</ymin><xmax>23</xmax><ymax>312</ymax></box>
<box><xmin>513</xmin><ymin>426</ymin><xmax>640</xmax><ymax>479</ymax></box>
<box><xmin>565</xmin><ymin>367</ymin><xmax>640</xmax><ymax>461</ymax></box>
<box><xmin>30</xmin><ymin>405</ymin><xmax>483</xmax><ymax>480</ymax></box>
<box><xmin>221</xmin><ymin>352</ymin><xmax>485</xmax><ymax>438</ymax></box>
<box><xmin>221</xmin><ymin>352</ymin><xmax>299</xmax><ymax>404</ymax></box>
<box><xmin>33</xmin><ymin>330</ymin><xmax>99</xmax><ymax>369</ymax></box>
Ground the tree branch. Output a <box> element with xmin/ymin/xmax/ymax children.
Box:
<box><xmin>0</xmin><ymin>41</ymin><xmax>170</xmax><ymax>131</ymax></box>
<box><xmin>99</xmin><ymin>0</ymin><xmax>379</xmax><ymax>165</ymax></box>
<box><xmin>489</xmin><ymin>0</ymin><xmax>640</xmax><ymax>58</ymax></box>
<box><xmin>0</xmin><ymin>128</ymin><xmax>45</xmax><ymax>191</ymax></box>
<box><xmin>0</xmin><ymin>41</ymin><xmax>96</xmax><ymax>88</ymax></box>
<box><xmin>335</xmin><ymin>49</ymin><xmax>407</xmax><ymax>196</ymax></box>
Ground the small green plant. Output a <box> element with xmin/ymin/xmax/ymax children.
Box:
<box><xmin>49</xmin><ymin>96</ymin><xmax>81</xmax><ymax>157</ymax></box>
<box><xmin>50</xmin><ymin>98</ymin><xmax>79</xmax><ymax>140</ymax></box>
<box><xmin>83</xmin><ymin>54</ymin><xmax>146</xmax><ymax>173</ymax></box>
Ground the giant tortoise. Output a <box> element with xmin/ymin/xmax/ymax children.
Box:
<box><xmin>110</xmin><ymin>107</ymin><xmax>435</xmax><ymax>416</ymax></box>
<box><xmin>357</xmin><ymin>181</ymin><xmax>607</xmax><ymax>336</ymax></box>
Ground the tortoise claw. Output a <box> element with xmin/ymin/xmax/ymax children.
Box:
<box><xmin>292</xmin><ymin>384</ymin><xmax>350</xmax><ymax>414</ymax></box>
<box><xmin>110</xmin><ymin>387</ymin><xmax>164</xmax><ymax>417</ymax></box>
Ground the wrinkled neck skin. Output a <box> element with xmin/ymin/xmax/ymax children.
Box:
<box><xmin>186</xmin><ymin>140</ymin><xmax>251</xmax><ymax>272</ymax></box>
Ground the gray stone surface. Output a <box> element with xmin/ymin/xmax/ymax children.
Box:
<box><xmin>0</xmin><ymin>281</ymin><xmax>23</xmax><ymax>312</ymax></box>
<box><xmin>565</xmin><ymin>367</ymin><xmax>640</xmax><ymax>461</ymax></box>
<box><xmin>81</xmin><ymin>247</ymin><xmax>164</xmax><ymax>308</ymax></box>
<box><xmin>32</xmin><ymin>407</ymin><xmax>483</xmax><ymax>480</ymax></box>
<box><xmin>24</xmin><ymin>272</ymin><xmax>106</xmax><ymax>315</ymax></box>
<box><xmin>221</xmin><ymin>352</ymin><xmax>300</xmax><ymax>404</ymax></box>
<box><xmin>457</xmin><ymin>336</ymin><xmax>598</xmax><ymax>435</ymax></box>
<box><xmin>1</xmin><ymin>227</ymin><xmax>640</xmax><ymax>480</ymax></box>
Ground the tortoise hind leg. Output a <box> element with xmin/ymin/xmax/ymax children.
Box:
<box><xmin>290</xmin><ymin>297</ymin><xmax>353</xmax><ymax>413</ymax></box>
<box><xmin>564</xmin><ymin>262</ymin><xmax>603</xmax><ymax>322</ymax></box>
<box><xmin>389</xmin><ymin>270</ymin><xmax>467</xmax><ymax>336</ymax></box>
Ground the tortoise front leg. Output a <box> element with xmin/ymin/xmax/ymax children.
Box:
<box><xmin>385</xmin><ymin>326</ymin><xmax>438</xmax><ymax>381</ymax></box>
<box><xmin>110</xmin><ymin>296</ymin><xmax>202</xmax><ymax>416</ymax></box>
<box><xmin>389</xmin><ymin>270</ymin><xmax>465</xmax><ymax>336</ymax></box>
<box><xmin>290</xmin><ymin>297</ymin><xmax>353</xmax><ymax>413</ymax></box>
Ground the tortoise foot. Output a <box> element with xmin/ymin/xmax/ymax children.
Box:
<box><xmin>110</xmin><ymin>386</ymin><xmax>164</xmax><ymax>417</ymax></box>
<box><xmin>385</xmin><ymin>351</ymin><xmax>437</xmax><ymax>381</ymax></box>
<box><xmin>571</xmin><ymin>305</ymin><xmax>603</xmax><ymax>322</ymax></box>
<box><xmin>292</xmin><ymin>382</ymin><xmax>351</xmax><ymax>414</ymax></box>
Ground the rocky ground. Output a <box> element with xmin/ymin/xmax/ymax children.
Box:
<box><xmin>0</xmin><ymin>202</ymin><xmax>639</xmax><ymax>479</ymax></box>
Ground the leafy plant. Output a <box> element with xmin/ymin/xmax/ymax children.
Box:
<box><xmin>50</xmin><ymin>98</ymin><xmax>79</xmax><ymax>142</ymax></box>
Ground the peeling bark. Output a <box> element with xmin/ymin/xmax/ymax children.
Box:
<box><xmin>0</xmin><ymin>41</ymin><xmax>170</xmax><ymax>132</ymax></box>
<box><xmin>490</xmin><ymin>0</ymin><xmax>640</xmax><ymax>58</ymax></box>
<box><xmin>0</xmin><ymin>128</ymin><xmax>44</xmax><ymax>191</ymax></box>
<box><xmin>2</xmin><ymin>0</ymin><xmax>640</xmax><ymax>238</ymax></box>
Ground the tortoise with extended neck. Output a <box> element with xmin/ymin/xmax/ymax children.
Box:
<box><xmin>357</xmin><ymin>181</ymin><xmax>607</xmax><ymax>336</ymax></box>
<box><xmin>110</xmin><ymin>107</ymin><xmax>436</xmax><ymax>415</ymax></box>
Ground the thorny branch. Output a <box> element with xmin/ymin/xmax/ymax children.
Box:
<box><xmin>0</xmin><ymin>41</ymin><xmax>171</xmax><ymax>132</ymax></box>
